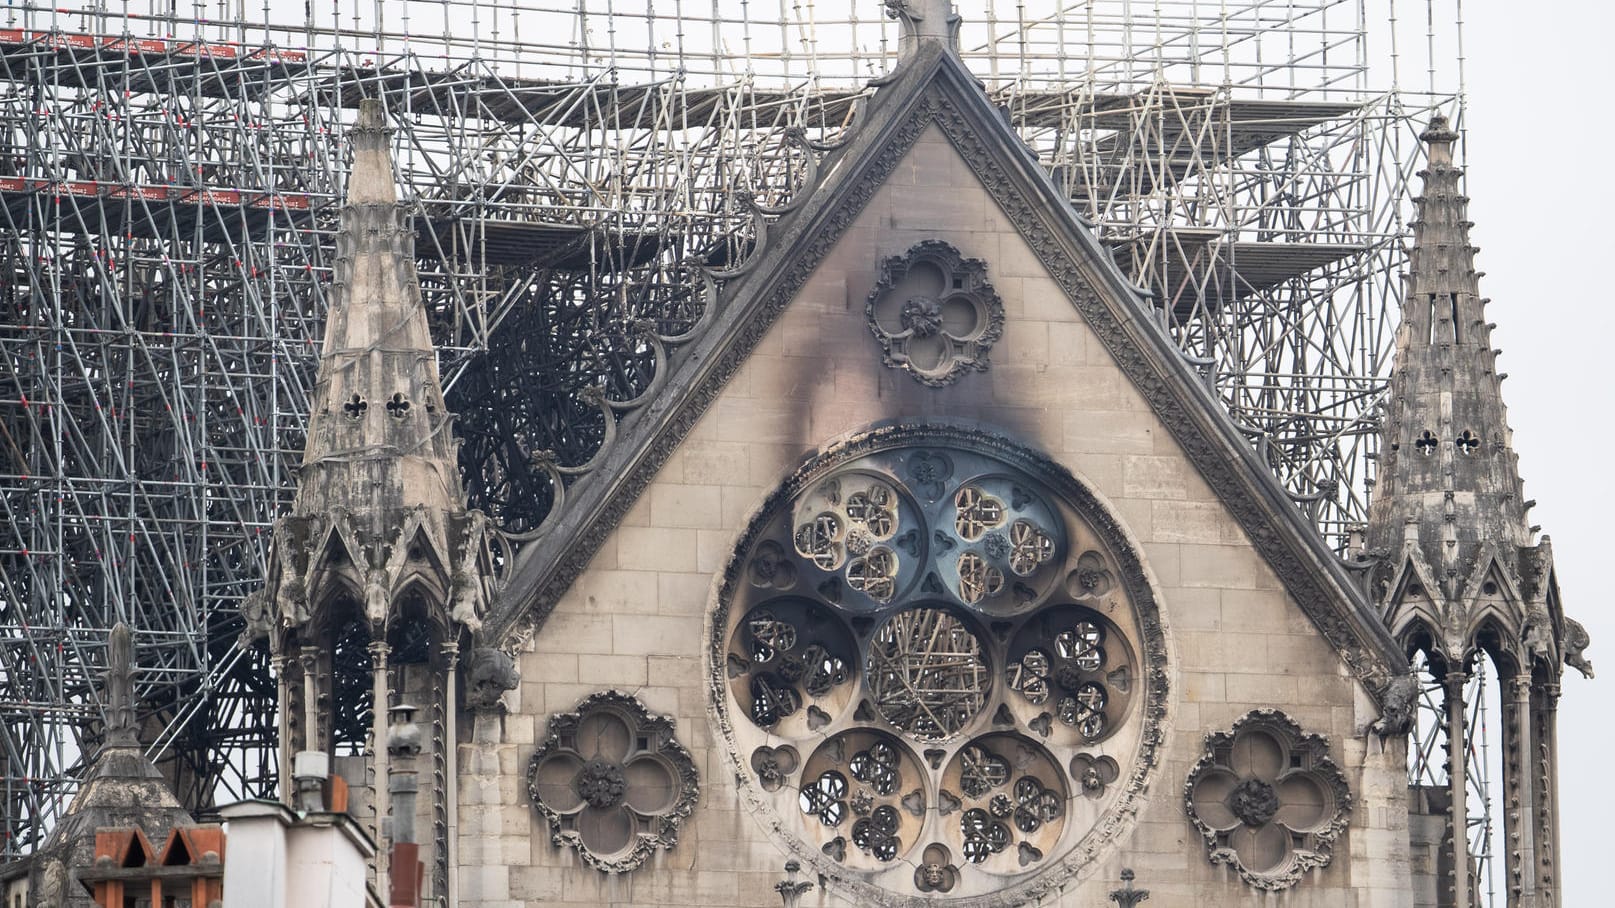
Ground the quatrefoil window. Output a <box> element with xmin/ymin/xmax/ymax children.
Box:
<box><xmin>342</xmin><ymin>393</ymin><xmax>367</xmax><ymax>419</ymax></box>
<box><xmin>866</xmin><ymin>240</ymin><xmax>1005</xmax><ymax>387</ymax></box>
<box><xmin>527</xmin><ymin>690</ymin><xmax>699</xmax><ymax>873</ymax></box>
<box><xmin>1184</xmin><ymin>710</ymin><xmax>1351</xmax><ymax>891</ymax></box>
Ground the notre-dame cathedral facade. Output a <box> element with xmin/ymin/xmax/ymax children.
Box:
<box><xmin>6</xmin><ymin>2</ymin><xmax>1589</xmax><ymax>906</ymax></box>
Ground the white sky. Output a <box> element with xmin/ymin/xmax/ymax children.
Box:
<box><xmin>1461</xmin><ymin>6</ymin><xmax>1610</xmax><ymax>905</ymax></box>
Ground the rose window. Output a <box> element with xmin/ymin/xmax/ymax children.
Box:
<box><xmin>711</xmin><ymin>427</ymin><xmax>1167</xmax><ymax>904</ymax></box>
<box><xmin>527</xmin><ymin>691</ymin><xmax>699</xmax><ymax>873</ymax></box>
<box><xmin>1184</xmin><ymin>710</ymin><xmax>1351</xmax><ymax>890</ymax></box>
<box><xmin>864</xmin><ymin>240</ymin><xmax>1006</xmax><ymax>387</ymax></box>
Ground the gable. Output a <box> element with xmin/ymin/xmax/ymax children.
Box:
<box><xmin>488</xmin><ymin>42</ymin><xmax>1404</xmax><ymax>702</ymax></box>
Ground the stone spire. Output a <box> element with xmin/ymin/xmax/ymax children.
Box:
<box><xmin>23</xmin><ymin>623</ymin><xmax>195</xmax><ymax>908</ymax></box>
<box><xmin>245</xmin><ymin>98</ymin><xmax>514</xmax><ymax>903</ymax></box>
<box><xmin>1365</xmin><ymin>114</ymin><xmax>1530</xmax><ymax>586</ymax></box>
<box><xmin>1367</xmin><ymin>115</ymin><xmax>1586</xmax><ymax>908</ymax></box>
<box><xmin>295</xmin><ymin>97</ymin><xmax>462</xmax><ymax>518</ymax></box>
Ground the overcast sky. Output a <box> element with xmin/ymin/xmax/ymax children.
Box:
<box><xmin>1459</xmin><ymin>5</ymin><xmax>1610</xmax><ymax>904</ymax></box>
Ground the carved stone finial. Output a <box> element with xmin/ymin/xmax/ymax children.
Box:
<box><xmin>775</xmin><ymin>859</ymin><xmax>814</xmax><ymax>907</ymax></box>
<box><xmin>885</xmin><ymin>0</ymin><xmax>961</xmax><ymax>58</ymax></box>
<box><xmin>1420</xmin><ymin>114</ymin><xmax>1458</xmax><ymax>166</ymax></box>
<box><xmin>1109</xmin><ymin>868</ymin><xmax>1151</xmax><ymax>906</ymax></box>
<box><xmin>105</xmin><ymin>622</ymin><xmax>138</xmax><ymax>746</ymax></box>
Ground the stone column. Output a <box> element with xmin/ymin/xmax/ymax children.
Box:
<box><xmin>272</xmin><ymin>653</ymin><xmax>292</xmax><ymax>801</ymax></box>
<box><xmin>439</xmin><ymin>639</ymin><xmax>460</xmax><ymax>906</ymax></box>
<box><xmin>370</xmin><ymin>639</ymin><xmax>392</xmax><ymax>901</ymax></box>
<box><xmin>1533</xmin><ymin>682</ymin><xmax>1561</xmax><ymax>908</ymax></box>
<box><xmin>1506</xmin><ymin>676</ymin><xmax>1537</xmax><ymax>907</ymax></box>
<box><xmin>299</xmin><ymin>647</ymin><xmax>321</xmax><ymax>754</ymax></box>
<box><xmin>1444</xmin><ymin>671</ymin><xmax>1471</xmax><ymax>908</ymax></box>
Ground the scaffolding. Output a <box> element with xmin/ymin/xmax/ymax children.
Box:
<box><xmin>1</xmin><ymin>0</ymin><xmax>1471</xmax><ymax>869</ymax></box>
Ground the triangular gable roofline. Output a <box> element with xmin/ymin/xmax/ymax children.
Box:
<box><xmin>485</xmin><ymin>42</ymin><xmax>1407</xmax><ymax>702</ymax></box>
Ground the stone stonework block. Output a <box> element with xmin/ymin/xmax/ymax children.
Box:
<box><xmin>1001</xmin><ymin>318</ymin><xmax>1050</xmax><ymax>366</ymax></box>
<box><xmin>616</xmin><ymin>525</ymin><xmax>698</xmax><ymax>573</ymax></box>
<box><xmin>992</xmin><ymin>229</ymin><xmax>1052</xmax><ymax>280</ymax></box>
<box><xmin>888</xmin><ymin>187</ymin><xmax>988</xmax><ymax>232</ymax></box>
<box><xmin>1122</xmin><ymin>454</ymin><xmax>1191</xmax><ymax>500</ymax></box>
<box><xmin>1150</xmin><ymin>498</ymin><xmax>1238</xmax><ymax>544</ymax></box>
<box><xmin>521</xmin><ymin>652</ymin><xmax>578</xmax><ymax>683</ymax></box>
<box><xmin>649</xmin><ymin>483</ymin><xmax>726</xmax><ymax>529</ymax></box>
<box><xmin>621</xmin><ymin>492</ymin><xmax>653</xmax><ymax>527</ymax></box>
<box><xmin>695</xmin><ymin>528</ymin><xmax>735</xmax><ymax>573</ymax></box>
<box><xmin>831</xmin><ymin>355</ymin><xmax>883</xmax><ymax>401</ymax></box>
<box><xmin>1113</xmin><ymin>495</ymin><xmax>1153</xmax><ymax>540</ymax></box>
<box><xmin>1178</xmin><ymin>544</ymin><xmax>1262</xmax><ymax>590</ymax></box>
<box><xmin>681</xmin><ymin>439</ymin><xmax>751</xmax><ymax>485</ymax></box>
<box><xmin>1222</xmin><ymin>588</ymin><xmax>1313</xmax><ymax>634</ymax></box>
<box><xmin>1047</xmin><ymin>319</ymin><xmax>1094</xmax><ymax>365</ymax></box>
<box><xmin>656</xmin><ymin>571</ymin><xmax>713</xmax><ymax>616</ymax></box>
<box><xmin>1261</xmin><ymin>634</ymin><xmax>1344</xmax><ymax>674</ymax></box>
<box><xmin>1064</xmin><ymin>452</ymin><xmax>1122</xmax><ymax>497</ymax></box>
<box><xmin>988</xmin><ymin>363</ymin><xmax>1060</xmax><ymax>408</ymax></box>
<box><xmin>1140</xmin><ymin>542</ymin><xmax>1181</xmax><ymax>587</ymax></box>
<box><xmin>710</xmin><ymin>397</ymin><xmax>802</xmax><ymax>444</ymax></box>
<box><xmin>531</xmin><ymin>611</ymin><xmax>612</xmax><ymax>655</ymax></box>
<box><xmin>1063</xmin><ymin>408</ymin><xmax>1157</xmax><ymax>456</ymax></box>
<box><xmin>611</xmin><ymin>614</ymin><xmax>699</xmax><ymax>656</ymax></box>
<box><xmin>1178</xmin><ymin>630</ymin><xmax>1233</xmax><ymax>667</ymax></box>
<box><xmin>648</xmin><ymin>654</ymin><xmax>699</xmax><ymax>687</ymax></box>
<box><xmin>791</xmin><ymin>274</ymin><xmax>849</xmax><ymax>315</ymax></box>
<box><xmin>745</xmin><ymin>355</ymin><xmax>817</xmax><ymax>399</ymax></box>
<box><xmin>503</xmin><ymin>713</ymin><xmax>536</xmax><ymax>745</ymax></box>
<box><xmin>509</xmin><ymin>865</ymin><xmax>565</xmax><ymax>902</ymax></box>
<box><xmin>720</xmin><ymin>484</ymin><xmax>764</xmax><ymax>527</ymax></box>
<box><xmin>1169</xmin><ymin>587</ymin><xmax>1221</xmax><ymax>630</ymax></box>
<box><xmin>1225</xmin><ymin>671</ymin><xmax>1299</xmax><ymax>705</ymax></box>
<box><xmin>575</xmin><ymin>653</ymin><xmax>649</xmax><ymax>687</ymax></box>
<box><xmin>904</xmin><ymin>130</ymin><xmax>961</xmax><ymax>184</ymax></box>
<box><xmin>536</xmin><ymin>682</ymin><xmax>594</xmax><ymax>715</ymax></box>
<box><xmin>460</xmin><ymin>864</ymin><xmax>510</xmax><ymax>902</ymax></box>
<box><xmin>573</xmin><ymin>569</ymin><xmax>659</xmax><ymax>615</ymax></box>
<box><xmin>1182</xmin><ymin>671</ymin><xmax>1227</xmax><ymax>703</ymax></box>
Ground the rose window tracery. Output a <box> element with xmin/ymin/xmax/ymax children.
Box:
<box><xmin>527</xmin><ymin>691</ymin><xmax>699</xmax><ymax>873</ymax></box>
<box><xmin>1184</xmin><ymin>710</ymin><xmax>1351</xmax><ymax>891</ymax></box>
<box><xmin>712</xmin><ymin>428</ymin><xmax>1168</xmax><ymax>904</ymax></box>
<box><xmin>1003</xmin><ymin>604</ymin><xmax>1134</xmax><ymax>745</ymax></box>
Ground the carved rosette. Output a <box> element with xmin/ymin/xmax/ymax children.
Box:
<box><xmin>866</xmin><ymin>240</ymin><xmax>1005</xmax><ymax>387</ymax></box>
<box><xmin>527</xmin><ymin>690</ymin><xmax>699</xmax><ymax>873</ymax></box>
<box><xmin>1184</xmin><ymin>710</ymin><xmax>1351</xmax><ymax>890</ymax></box>
<box><xmin>708</xmin><ymin>424</ymin><xmax>1169</xmax><ymax>906</ymax></box>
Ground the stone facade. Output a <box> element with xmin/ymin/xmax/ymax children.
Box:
<box><xmin>457</xmin><ymin>112</ymin><xmax>1411</xmax><ymax>907</ymax></box>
